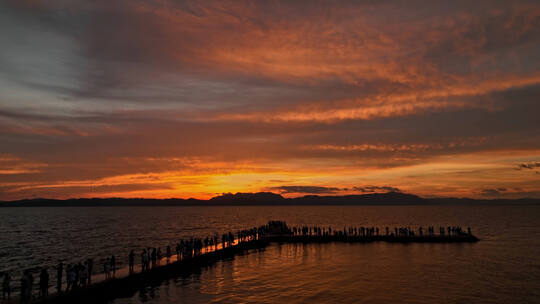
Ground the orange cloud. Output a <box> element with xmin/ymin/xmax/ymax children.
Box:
<box><xmin>0</xmin><ymin>154</ymin><xmax>48</xmax><ymax>175</ymax></box>
<box><xmin>1</xmin><ymin>1</ymin><xmax>539</xmax><ymax>200</ymax></box>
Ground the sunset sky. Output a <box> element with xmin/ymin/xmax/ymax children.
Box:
<box><xmin>1</xmin><ymin>0</ymin><xmax>539</xmax><ymax>200</ymax></box>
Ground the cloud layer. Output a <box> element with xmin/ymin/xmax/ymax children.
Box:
<box><xmin>0</xmin><ymin>0</ymin><xmax>539</xmax><ymax>200</ymax></box>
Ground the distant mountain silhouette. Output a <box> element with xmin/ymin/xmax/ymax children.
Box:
<box><xmin>209</xmin><ymin>192</ymin><xmax>285</xmax><ymax>204</ymax></box>
<box><xmin>1</xmin><ymin>191</ymin><xmax>539</xmax><ymax>207</ymax></box>
<box><xmin>208</xmin><ymin>191</ymin><xmax>425</xmax><ymax>205</ymax></box>
<box><xmin>290</xmin><ymin>192</ymin><xmax>425</xmax><ymax>205</ymax></box>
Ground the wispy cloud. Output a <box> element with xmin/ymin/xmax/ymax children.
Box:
<box><xmin>1</xmin><ymin>1</ymin><xmax>539</xmax><ymax>199</ymax></box>
<box><xmin>0</xmin><ymin>154</ymin><xmax>48</xmax><ymax>175</ymax></box>
<box><xmin>353</xmin><ymin>186</ymin><xmax>401</xmax><ymax>193</ymax></box>
<box><xmin>270</xmin><ymin>186</ymin><xmax>342</xmax><ymax>194</ymax></box>
<box><xmin>517</xmin><ymin>162</ymin><xmax>540</xmax><ymax>170</ymax></box>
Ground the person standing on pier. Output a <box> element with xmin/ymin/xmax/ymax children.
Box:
<box><xmin>228</xmin><ymin>232</ymin><xmax>234</xmax><ymax>246</ymax></box>
<box><xmin>79</xmin><ymin>264</ymin><xmax>87</xmax><ymax>288</ymax></box>
<box><xmin>65</xmin><ymin>265</ymin><xmax>71</xmax><ymax>292</ymax></box>
<box><xmin>27</xmin><ymin>270</ymin><xmax>34</xmax><ymax>299</ymax></box>
<box><xmin>104</xmin><ymin>258</ymin><xmax>111</xmax><ymax>279</ymax></box>
<box><xmin>20</xmin><ymin>272</ymin><xmax>28</xmax><ymax>301</ymax></box>
<box><xmin>166</xmin><ymin>245</ymin><xmax>172</xmax><ymax>263</ymax></box>
<box><xmin>146</xmin><ymin>249</ymin><xmax>151</xmax><ymax>270</ymax></box>
<box><xmin>176</xmin><ymin>243</ymin><xmax>181</xmax><ymax>260</ymax></box>
<box><xmin>2</xmin><ymin>273</ymin><xmax>10</xmax><ymax>300</ymax></box>
<box><xmin>129</xmin><ymin>250</ymin><xmax>135</xmax><ymax>273</ymax></box>
<box><xmin>73</xmin><ymin>263</ymin><xmax>81</xmax><ymax>289</ymax></box>
<box><xmin>144</xmin><ymin>249</ymin><xmax>151</xmax><ymax>271</ymax></box>
<box><xmin>20</xmin><ymin>270</ymin><xmax>33</xmax><ymax>301</ymax></box>
<box><xmin>151</xmin><ymin>249</ymin><xmax>157</xmax><ymax>268</ymax></box>
<box><xmin>67</xmin><ymin>265</ymin><xmax>76</xmax><ymax>292</ymax></box>
<box><xmin>140</xmin><ymin>250</ymin><xmax>145</xmax><ymax>272</ymax></box>
<box><xmin>87</xmin><ymin>258</ymin><xmax>93</xmax><ymax>284</ymax></box>
<box><xmin>55</xmin><ymin>262</ymin><xmax>63</xmax><ymax>294</ymax></box>
<box><xmin>111</xmin><ymin>255</ymin><xmax>116</xmax><ymax>277</ymax></box>
<box><xmin>157</xmin><ymin>248</ymin><xmax>162</xmax><ymax>265</ymax></box>
<box><xmin>39</xmin><ymin>268</ymin><xmax>49</xmax><ymax>297</ymax></box>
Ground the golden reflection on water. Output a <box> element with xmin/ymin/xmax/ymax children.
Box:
<box><xmin>119</xmin><ymin>234</ymin><xmax>539</xmax><ymax>304</ymax></box>
<box><xmin>1</xmin><ymin>206</ymin><xmax>540</xmax><ymax>303</ymax></box>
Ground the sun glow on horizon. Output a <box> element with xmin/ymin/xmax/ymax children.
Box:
<box><xmin>1</xmin><ymin>1</ymin><xmax>539</xmax><ymax>200</ymax></box>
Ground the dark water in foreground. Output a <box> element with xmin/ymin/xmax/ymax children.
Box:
<box><xmin>1</xmin><ymin>205</ymin><xmax>540</xmax><ymax>303</ymax></box>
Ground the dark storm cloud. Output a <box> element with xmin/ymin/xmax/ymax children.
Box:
<box><xmin>2</xmin><ymin>0</ymin><xmax>539</xmax><ymax>106</ymax></box>
<box><xmin>480</xmin><ymin>188</ymin><xmax>504</xmax><ymax>196</ymax></box>
<box><xmin>1</xmin><ymin>82</ymin><xmax>539</xmax><ymax>178</ymax></box>
<box><xmin>479</xmin><ymin>188</ymin><xmax>540</xmax><ymax>199</ymax></box>
<box><xmin>353</xmin><ymin>186</ymin><xmax>401</xmax><ymax>193</ymax></box>
<box><xmin>517</xmin><ymin>162</ymin><xmax>540</xmax><ymax>170</ymax></box>
<box><xmin>271</xmin><ymin>186</ymin><xmax>342</xmax><ymax>194</ymax></box>
<box><xmin>269</xmin><ymin>185</ymin><xmax>402</xmax><ymax>195</ymax></box>
<box><xmin>0</xmin><ymin>182</ymin><xmax>175</xmax><ymax>200</ymax></box>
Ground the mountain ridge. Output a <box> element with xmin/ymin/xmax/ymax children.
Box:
<box><xmin>1</xmin><ymin>191</ymin><xmax>539</xmax><ymax>207</ymax></box>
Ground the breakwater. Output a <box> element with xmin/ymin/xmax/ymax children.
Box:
<box><xmin>40</xmin><ymin>240</ymin><xmax>268</xmax><ymax>304</ymax></box>
<box><xmin>1</xmin><ymin>221</ymin><xmax>478</xmax><ymax>304</ymax></box>
<box><xmin>266</xmin><ymin>234</ymin><xmax>478</xmax><ymax>243</ymax></box>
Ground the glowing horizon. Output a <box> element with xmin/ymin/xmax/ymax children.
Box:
<box><xmin>1</xmin><ymin>1</ymin><xmax>539</xmax><ymax>200</ymax></box>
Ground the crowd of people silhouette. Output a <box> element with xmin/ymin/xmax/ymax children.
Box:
<box><xmin>1</xmin><ymin>221</ymin><xmax>473</xmax><ymax>302</ymax></box>
<box><xmin>291</xmin><ymin>225</ymin><xmax>471</xmax><ymax>238</ymax></box>
<box><xmin>64</xmin><ymin>258</ymin><xmax>94</xmax><ymax>292</ymax></box>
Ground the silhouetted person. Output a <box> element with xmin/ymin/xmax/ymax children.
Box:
<box><xmin>468</xmin><ymin>227</ymin><xmax>471</xmax><ymax>235</ymax></box>
<box><xmin>145</xmin><ymin>249</ymin><xmax>150</xmax><ymax>271</ymax></box>
<box><xmin>2</xmin><ymin>273</ymin><xmax>10</xmax><ymax>300</ymax></box>
<box><xmin>141</xmin><ymin>250</ymin><xmax>148</xmax><ymax>272</ymax></box>
<box><xmin>20</xmin><ymin>271</ymin><xmax>28</xmax><ymax>301</ymax></box>
<box><xmin>27</xmin><ymin>270</ymin><xmax>34</xmax><ymax>299</ymax></box>
<box><xmin>39</xmin><ymin>268</ymin><xmax>49</xmax><ymax>297</ymax></box>
<box><xmin>78</xmin><ymin>263</ymin><xmax>83</xmax><ymax>287</ymax></box>
<box><xmin>176</xmin><ymin>243</ymin><xmax>181</xmax><ymax>259</ymax></box>
<box><xmin>129</xmin><ymin>250</ymin><xmax>135</xmax><ymax>273</ymax></box>
<box><xmin>157</xmin><ymin>248</ymin><xmax>162</xmax><ymax>265</ymax></box>
<box><xmin>74</xmin><ymin>263</ymin><xmax>82</xmax><ymax>289</ymax></box>
<box><xmin>20</xmin><ymin>269</ymin><xmax>33</xmax><ymax>301</ymax></box>
<box><xmin>151</xmin><ymin>248</ymin><xmax>157</xmax><ymax>268</ymax></box>
<box><xmin>79</xmin><ymin>264</ymin><xmax>87</xmax><ymax>288</ymax></box>
<box><xmin>228</xmin><ymin>232</ymin><xmax>234</xmax><ymax>246</ymax></box>
<box><xmin>87</xmin><ymin>258</ymin><xmax>93</xmax><ymax>284</ymax></box>
<box><xmin>110</xmin><ymin>255</ymin><xmax>116</xmax><ymax>277</ymax></box>
<box><xmin>56</xmin><ymin>262</ymin><xmax>63</xmax><ymax>293</ymax></box>
<box><xmin>66</xmin><ymin>264</ymin><xmax>76</xmax><ymax>292</ymax></box>
<box><xmin>104</xmin><ymin>258</ymin><xmax>111</xmax><ymax>279</ymax></box>
<box><xmin>166</xmin><ymin>246</ymin><xmax>171</xmax><ymax>263</ymax></box>
<box><xmin>65</xmin><ymin>265</ymin><xmax>71</xmax><ymax>292</ymax></box>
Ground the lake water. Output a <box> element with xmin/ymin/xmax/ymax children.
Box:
<box><xmin>1</xmin><ymin>205</ymin><xmax>540</xmax><ymax>303</ymax></box>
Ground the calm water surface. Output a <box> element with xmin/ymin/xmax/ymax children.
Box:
<box><xmin>1</xmin><ymin>205</ymin><xmax>540</xmax><ymax>303</ymax></box>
